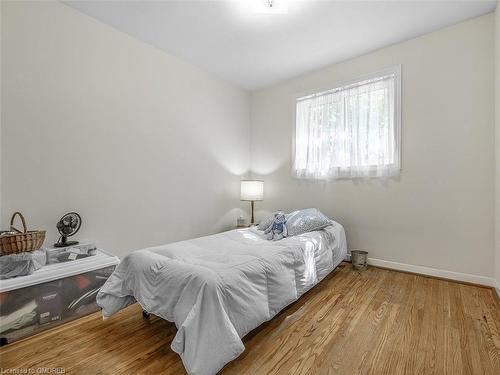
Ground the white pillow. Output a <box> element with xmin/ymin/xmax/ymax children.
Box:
<box><xmin>286</xmin><ymin>208</ymin><xmax>332</xmax><ymax>236</ymax></box>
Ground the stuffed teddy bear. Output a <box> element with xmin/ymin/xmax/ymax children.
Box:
<box><xmin>265</xmin><ymin>211</ymin><xmax>287</xmax><ymax>241</ymax></box>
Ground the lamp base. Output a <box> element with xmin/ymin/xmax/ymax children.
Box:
<box><xmin>250</xmin><ymin>201</ymin><xmax>255</xmax><ymax>225</ymax></box>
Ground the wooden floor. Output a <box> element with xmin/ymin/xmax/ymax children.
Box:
<box><xmin>1</xmin><ymin>263</ymin><xmax>499</xmax><ymax>374</ymax></box>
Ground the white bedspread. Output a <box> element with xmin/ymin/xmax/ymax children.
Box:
<box><xmin>97</xmin><ymin>221</ymin><xmax>347</xmax><ymax>375</ymax></box>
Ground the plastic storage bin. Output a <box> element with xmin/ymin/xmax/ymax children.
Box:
<box><xmin>0</xmin><ymin>249</ymin><xmax>119</xmax><ymax>345</ymax></box>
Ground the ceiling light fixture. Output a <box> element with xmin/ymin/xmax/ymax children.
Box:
<box><xmin>253</xmin><ymin>0</ymin><xmax>288</xmax><ymax>14</ymax></box>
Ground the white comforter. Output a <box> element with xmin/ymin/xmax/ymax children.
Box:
<box><xmin>97</xmin><ymin>221</ymin><xmax>347</xmax><ymax>375</ymax></box>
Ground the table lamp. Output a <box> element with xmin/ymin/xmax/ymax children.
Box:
<box><xmin>240</xmin><ymin>180</ymin><xmax>264</xmax><ymax>225</ymax></box>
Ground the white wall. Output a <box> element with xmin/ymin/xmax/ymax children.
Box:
<box><xmin>250</xmin><ymin>15</ymin><xmax>495</xmax><ymax>278</ymax></box>
<box><xmin>495</xmin><ymin>3</ymin><xmax>500</xmax><ymax>291</ymax></box>
<box><xmin>0</xmin><ymin>1</ymin><xmax>2</xmax><ymax>230</ymax></box>
<box><xmin>1</xmin><ymin>1</ymin><xmax>250</xmax><ymax>258</ymax></box>
<box><xmin>1</xmin><ymin>2</ymin><xmax>497</xmax><ymax>283</ymax></box>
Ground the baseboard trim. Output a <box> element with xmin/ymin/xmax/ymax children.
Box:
<box><xmin>345</xmin><ymin>254</ymin><xmax>497</xmax><ymax>289</ymax></box>
<box><xmin>494</xmin><ymin>279</ymin><xmax>500</xmax><ymax>299</ymax></box>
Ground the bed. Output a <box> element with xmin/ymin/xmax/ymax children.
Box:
<box><xmin>97</xmin><ymin>220</ymin><xmax>347</xmax><ymax>375</ymax></box>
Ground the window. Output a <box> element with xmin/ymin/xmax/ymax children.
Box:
<box><xmin>293</xmin><ymin>66</ymin><xmax>401</xmax><ymax>179</ymax></box>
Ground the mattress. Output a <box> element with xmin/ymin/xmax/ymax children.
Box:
<box><xmin>97</xmin><ymin>221</ymin><xmax>347</xmax><ymax>375</ymax></box>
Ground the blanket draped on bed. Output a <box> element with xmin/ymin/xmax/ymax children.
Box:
<box><xmin>97</xmin><ymin>223</ymin><xmax>347</xmax><ymax>375</ymax></box>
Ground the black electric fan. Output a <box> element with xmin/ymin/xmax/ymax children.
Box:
<box><xmin>54</xmin><ymin>212</ymin><xmax>82</xmax><ymax>248</ymax></box>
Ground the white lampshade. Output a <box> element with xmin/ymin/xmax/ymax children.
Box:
<box><xmin>240</xmin><ymin>180</ymin><xmax>264</xmax><ymax>201</ymax></box>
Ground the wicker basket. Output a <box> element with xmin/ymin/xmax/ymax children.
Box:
<box><xmin>0</xmin><ymin>212</ymin><xmax>46</xmax><ymax>256</ymax></box>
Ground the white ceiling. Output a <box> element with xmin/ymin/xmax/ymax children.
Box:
<box><xmin>64</xmin><ymin>0</ymin><xmax>497</xmax><ymax>90</ymax></box>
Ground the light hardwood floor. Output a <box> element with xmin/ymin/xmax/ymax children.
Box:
<box><xmin>1</xmin><ymin>263</ymin><xmax>499</xmax><ymax>374</ymax></box>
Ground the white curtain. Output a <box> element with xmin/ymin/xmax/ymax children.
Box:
<box><xmin>293</xmin><ymin>73</ymin><xmax>400</xmax><ymax>179</ymax></box>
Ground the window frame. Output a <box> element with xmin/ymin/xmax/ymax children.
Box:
<box><xmin>291</xmin><ymin>65</ymin><xmax>402</xmax><ymax>179</ymax></box>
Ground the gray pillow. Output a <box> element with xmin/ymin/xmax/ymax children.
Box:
<box><xmin>257</xmin><ymin>211</ymin><xmax>279</xmax><ymax>231</ymax></box>
<box><xmin>285</xmin><ymin>208</ymin><xmax>332</xmax><ymax>237</ymax></box>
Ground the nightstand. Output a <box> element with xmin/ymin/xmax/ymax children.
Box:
<box><xmin>236</xmin><ymin>224</ymin><xmax>252</xmax><ymax>229</ymax></box>
<box><xmin>236</xmin><ymin>223</ymin><xmax>259</xmax><ymax>229</ymax></box>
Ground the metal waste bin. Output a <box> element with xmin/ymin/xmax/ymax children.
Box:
<box><xmin>351</xmin><ymin>250</ymin><xmax>368</xmax><ymax>271</ymax></box>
